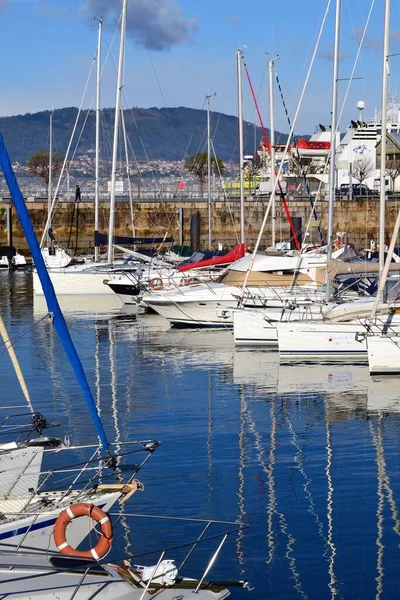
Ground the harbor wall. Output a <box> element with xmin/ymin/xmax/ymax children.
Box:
<box><xmin>0</xmin><ymin>197</ymin><xmax>398</xmax><ymax>254</ymax></box>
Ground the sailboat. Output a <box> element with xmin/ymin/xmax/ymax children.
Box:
<box><xmin>0</xmin><ymin>126</ymin><xmax>245</xmax><ymax>599</ymax></box>
<box><xmin>276</xmin><ymin>0</ymin><xmax>400</xmax><ymax>362</ymax></box>
<box><xmin>32</xmin><ymin>17</ymin><xmax>144</xmax><ymax>298</ymax></box>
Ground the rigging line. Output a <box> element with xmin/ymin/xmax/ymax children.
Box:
<box><xmin>104</xmin><ymin>30</ymin><xmax>159</xmax><ymax>184</ymax></box>
<box><xmin>129</xmin><ymin>1</ymin><xmax>187</xmax><ymax>181</ymax></box>
<box><xmin>243</xmin><ymin>59</ymin><xmax>300</xmax><ymax>250</ymax></box>
<box><xmin>239</xmin><ymin>0</ymin><xmax>332</xmax><ymax>304</ymax></box>
<box><xmin>120</xmin><ymin>107</ymin><xmax>136</xmax><ymax>237</ymax></box>
<box><xmin>0</xmin><ymin>314</ymin><xmax>34</xmax><ymax>413</ymax></box>
<box><xmin>275</xmin><ymin>71</ymin><xmax>324</xmax><ymax>244</ymax></box>
<box><xmin>40</xmin><ymin>55</ymin><xmax>97</xmax><ymax>248</ymax></box>
<box><xmin>0</xmin><ymin>314</ymin><xmax>50</xmax><ymax>358</ymax></box>
<box><xmin>243</xmin><ymin>61</ymin><xmax>270</xmax><ymax>150</ymax></box>
<box><xmin>144</xmin><ymin>50</ymin><xmax>191</xmax><ymax>182</ymax></box>
<box><xmin>125</xmin><ymin>128</ymin><xmax>144</xmax><ymax>182</ymax></box>
<box><xmin>337</xmin><ymin>0</ymin><xmax>376</xmax><ymax>127</ymax></box>
<box><xmin>210</xmin><ymin>139</ymin><xmax>239</xmax><ymax>243</ymax></box>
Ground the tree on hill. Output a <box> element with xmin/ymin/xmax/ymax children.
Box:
<box><xmin>184</xmin><ymin>152</ymin><xmax>225</xmax><ymax>197</ymax></box>
<box><xmin>27</xmin><ymin>151</ymin><xmax>64</xmax><ymax>186</ymax></box>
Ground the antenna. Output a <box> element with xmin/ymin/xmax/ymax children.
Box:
<box><xmin>356</xmin><ymin>100</ymin><xmax>365</xmax><ymax>121</ymax></box>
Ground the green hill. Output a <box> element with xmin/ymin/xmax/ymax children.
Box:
<box><xmin>0</xmin><ymin>105</ymin><xmax>294</xmax><ymax>164</ymax></box>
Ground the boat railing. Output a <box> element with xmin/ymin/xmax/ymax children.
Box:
<box><xmin>0</xmin><ymin>515</ymin><xmax>248</xmax><ymax>598</ymax></box>
<box><xmin>0</xmin><ymin>439</ymin><xmax>161</xmax><ymax>524</ymax></box>
<box><xmin>0</xmin><ymin>411</ymin><xmax>58</xmax><ymax>444</ymax></box>
<box><xmin>237</xmin><ymin>283</ymin><xmax>325</xmax><ymax>308</ymax></box>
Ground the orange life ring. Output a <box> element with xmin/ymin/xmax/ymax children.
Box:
<box><xmin>53</xmin><ymin>502</ymin><xmax>113</xmax><ymax>561</ymax></box>
<box><xmin>149</xmin><ymin>277</ymin><xmax>163</xmax><ymax>291</ymax></box>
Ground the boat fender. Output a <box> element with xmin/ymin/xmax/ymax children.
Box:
<box><xmin>53</xmin><ymin>502</ymin><xmax>113</xmax><ymax>561</ymax></box>
<box><xmin>179</xmin><ymin>277</ymin><xmax>193</xmax><ymax>287</ymax></box>
<box><xmin>149</xmin><ymin>277</ymin><xmax>163</xmax><ymax>291</ymax></box>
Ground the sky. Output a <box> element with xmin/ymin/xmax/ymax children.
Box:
<box><xmin>0</xmin><ymin>0</ymin><xmax>399</xmax><ymax>134</ymax></box>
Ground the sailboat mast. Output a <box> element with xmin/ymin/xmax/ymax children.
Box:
<box><xmin>48</xmin><ymin>111</ymin><xmax>53</xmax><ymax>247</ymax></box>
<box><xmin>94</xmin><ymin>18</ymin><xmax>103</xmax><ymax>263</ymax></box>
<box><xmin>268</xmin><ymin>59</ymin><xmax>276</xmax><ymax>248</ymax></box>
<box><xmin>236</xmin><ymin>49</ymin><xmax>245</xmax><ymax>245</ymax></box>
<box><xmin>325</xmin><ymin>0</ymin><xmax>341</xmax><ymax>302</ymax></box>
<box><xmin>107</xmin><ymin>0</ymin><xmax>127</xmax><ymax>265</ymax></box>
<box><xmin>207</xmin><ymin>94</ymin><xmax>212</xmax><ymax>248</ymax></box>
<box><xmin>379</xmin><ymin>0</ymin><xmax>391</xmax><ymax>273</ymax></box>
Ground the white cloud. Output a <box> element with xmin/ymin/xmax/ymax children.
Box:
<box><xmin>82</xmin><ymin>0</ymin><xmax>198</xmax><ymax>51</ymax></box>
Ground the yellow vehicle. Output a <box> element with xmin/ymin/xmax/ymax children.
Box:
<box><xmin>223</xmin><ymin>178</ymin><xmax>260</xmax><ymax>192</ymax></box>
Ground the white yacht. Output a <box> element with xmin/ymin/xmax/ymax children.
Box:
<box><xmin>367</xmin><ymin>335</ymin><xmax>400</xmax><ymax>374</ymax></box>
<box><xmin>140</xmin><ymin>249</ymin><xmax>346</xmax><ymax>327</ymax></box>
<box><xmin>232</xmin><ymin>293</ymin><xmax>328</xmax><ymax>345</ymax></box>
<box><xmin>277</xmin><ymin>299</ymin><xmax>400</xmax><ymax>361</ymax></box>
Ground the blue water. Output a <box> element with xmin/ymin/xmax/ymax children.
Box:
<box><xmin>2</xmin><ymin>271</ymin><xmax>400</xmax><ymax>599</ymax></box>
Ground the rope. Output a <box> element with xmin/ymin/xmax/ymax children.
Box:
<box><xmin>243</xmin><ymin>60</ymin><xmax>301</xmax><ymax>251</ymax></box>
<box><xmin>275</xmin><ymin>71</ymin><xmax>324</xmax><ymax>244</ymax></box>
<box><xmin>238</xmin><ymin>0</ymin><xmax>332</xmax><ymax>303</ymax></box>
<box><xmin>0</xmin><ymin>314</ymin><xmax>34</xmax><ymax>413</ymax></box>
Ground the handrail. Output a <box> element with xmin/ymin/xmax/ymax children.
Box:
<box><xmin>195</xmin><ymin>533</ymin><xmax>228</xmax><ymax>593</ymax></box>
<box><xmin>138</xmin><ymin>550</ymin><xmax>165</xmax><ymax>600</ymax></box>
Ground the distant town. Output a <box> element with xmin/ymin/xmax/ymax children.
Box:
<box><xmin>4</xmin><ymin>156</ymin><xmax>240</xmax><ymax>199</ymax></box>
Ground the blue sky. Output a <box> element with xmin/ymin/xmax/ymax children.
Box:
<box><xmin>0</xmin><ymin>0</ymin><xmax>398</xmax><ymax>134</ymax></box>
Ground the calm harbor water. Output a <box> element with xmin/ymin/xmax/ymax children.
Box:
<box><xmin>2</xmin><ymin>270</ymin><xmax>400</xmax><ymax>599</ymax></box>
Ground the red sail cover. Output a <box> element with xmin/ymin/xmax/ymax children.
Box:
<box><xmin>178</xmin><ymin>243</ymin><xmax>246</xmax><ymax>272</ymax></box>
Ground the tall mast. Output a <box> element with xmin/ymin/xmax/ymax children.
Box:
<box><xmin>94</xmin><ymin>18</ymin><xmax>103</xmax><ymax>263</ymax></box>
<box><xmin>48</xmin><ymin>111</ymin><xmax>53</xmax><ymax>247</ymax></box>
<box><xmin>206</xmin><ymin>94</ymin><xmax>212</xmax><ymax>248</ymax></box>
<box><xmin>107</xmin><ymin>0</ymin><xmax>127</xmax><ymax>265</ymax></box>
<box><xmin>268</xmin><ymin>59</ymin><xmax>276</xmax><ymax>248</ymax></box>
<box><xmin>325</xmin><ymin>0</ymin><xmax>341</xmax><ymax>302</ymax></box>
<box><xmin>236</xmin><ymin>49</ymin><xmax>245</xmax><ymax>245</ymax></box>
<box><xmin>379</xmin><ymin>0</ymin><xmax>391</xmax><ymax>273</ymax></box>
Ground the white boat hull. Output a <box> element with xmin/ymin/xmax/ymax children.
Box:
<box><xmin>367</xmin><ymin>335</ymin><xmax>400</xmax><ymax>374</ymax></box>
<box><xmin>278</xmin><ymin>317</ymin><xmax>400</xmax><ymax>361</ymax></box>
<box><xmin>233</xmin><ymin>303</ymin><xmax>325</xmax><ymax>346</ymax></box>
<box><xmin>148</xmin><ymin>298</ymin><xmax>235</xmax><ymax>327</ymax></box>
<box><xmin>277</xmin><ymin>322</ymin><xmax>368</xmax><ymax>361</ymax></box>
<box><xmin>233</xmin><ymin>309</ymin><xmax>278</xmax><ymax>346</ymax></box>
<box><xmin>142</xmin><ymin>284</ymin><xmax>239</xmax><ymax>327</ymax></box>
<box><xmin>0</xmin><ymin>491</ymin><xmax>120</xmax><ymax>552</ymax></box>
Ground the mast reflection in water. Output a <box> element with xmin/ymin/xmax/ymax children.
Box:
<box><xmin>2</xmin><ymin>271</ymin><xmax>400</xmax><ymax>599</ymax></box>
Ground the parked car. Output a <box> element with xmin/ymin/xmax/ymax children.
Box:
<box><xmin>339</xmin><ymin>183</ymin><xmax>378</xmax><ymax>197</ymax></box>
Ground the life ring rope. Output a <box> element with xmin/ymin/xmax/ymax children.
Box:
<box><xmin>53</xmin><ymin>502</ymin><xmax>113</xmax><ymax>561</ymax></box>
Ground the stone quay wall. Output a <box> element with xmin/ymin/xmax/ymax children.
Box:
<box><xmin>0</xmin><ymin>196</ymin><xmax>398</xmax><ymax>254</ymax></box>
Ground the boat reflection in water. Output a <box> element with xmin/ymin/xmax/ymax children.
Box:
<box><xmin>33</xmin><ymin>292</ymin><xmax>124</xmax><ymax>318</ymax></box>
<box><xmin>5</xmin><ymin>272</ymin><xmax>400</xmax><ymax>599</ymax></box>
<box><xmin>368</xmin><ymin>376</ymin><xmax>400</xmax><ymax>413</ymax></box>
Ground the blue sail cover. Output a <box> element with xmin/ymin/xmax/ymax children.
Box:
<box><xmin>0</xmin><ymin>134</ymin><xmax>110</xmax><ymax>452</ymax></box>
